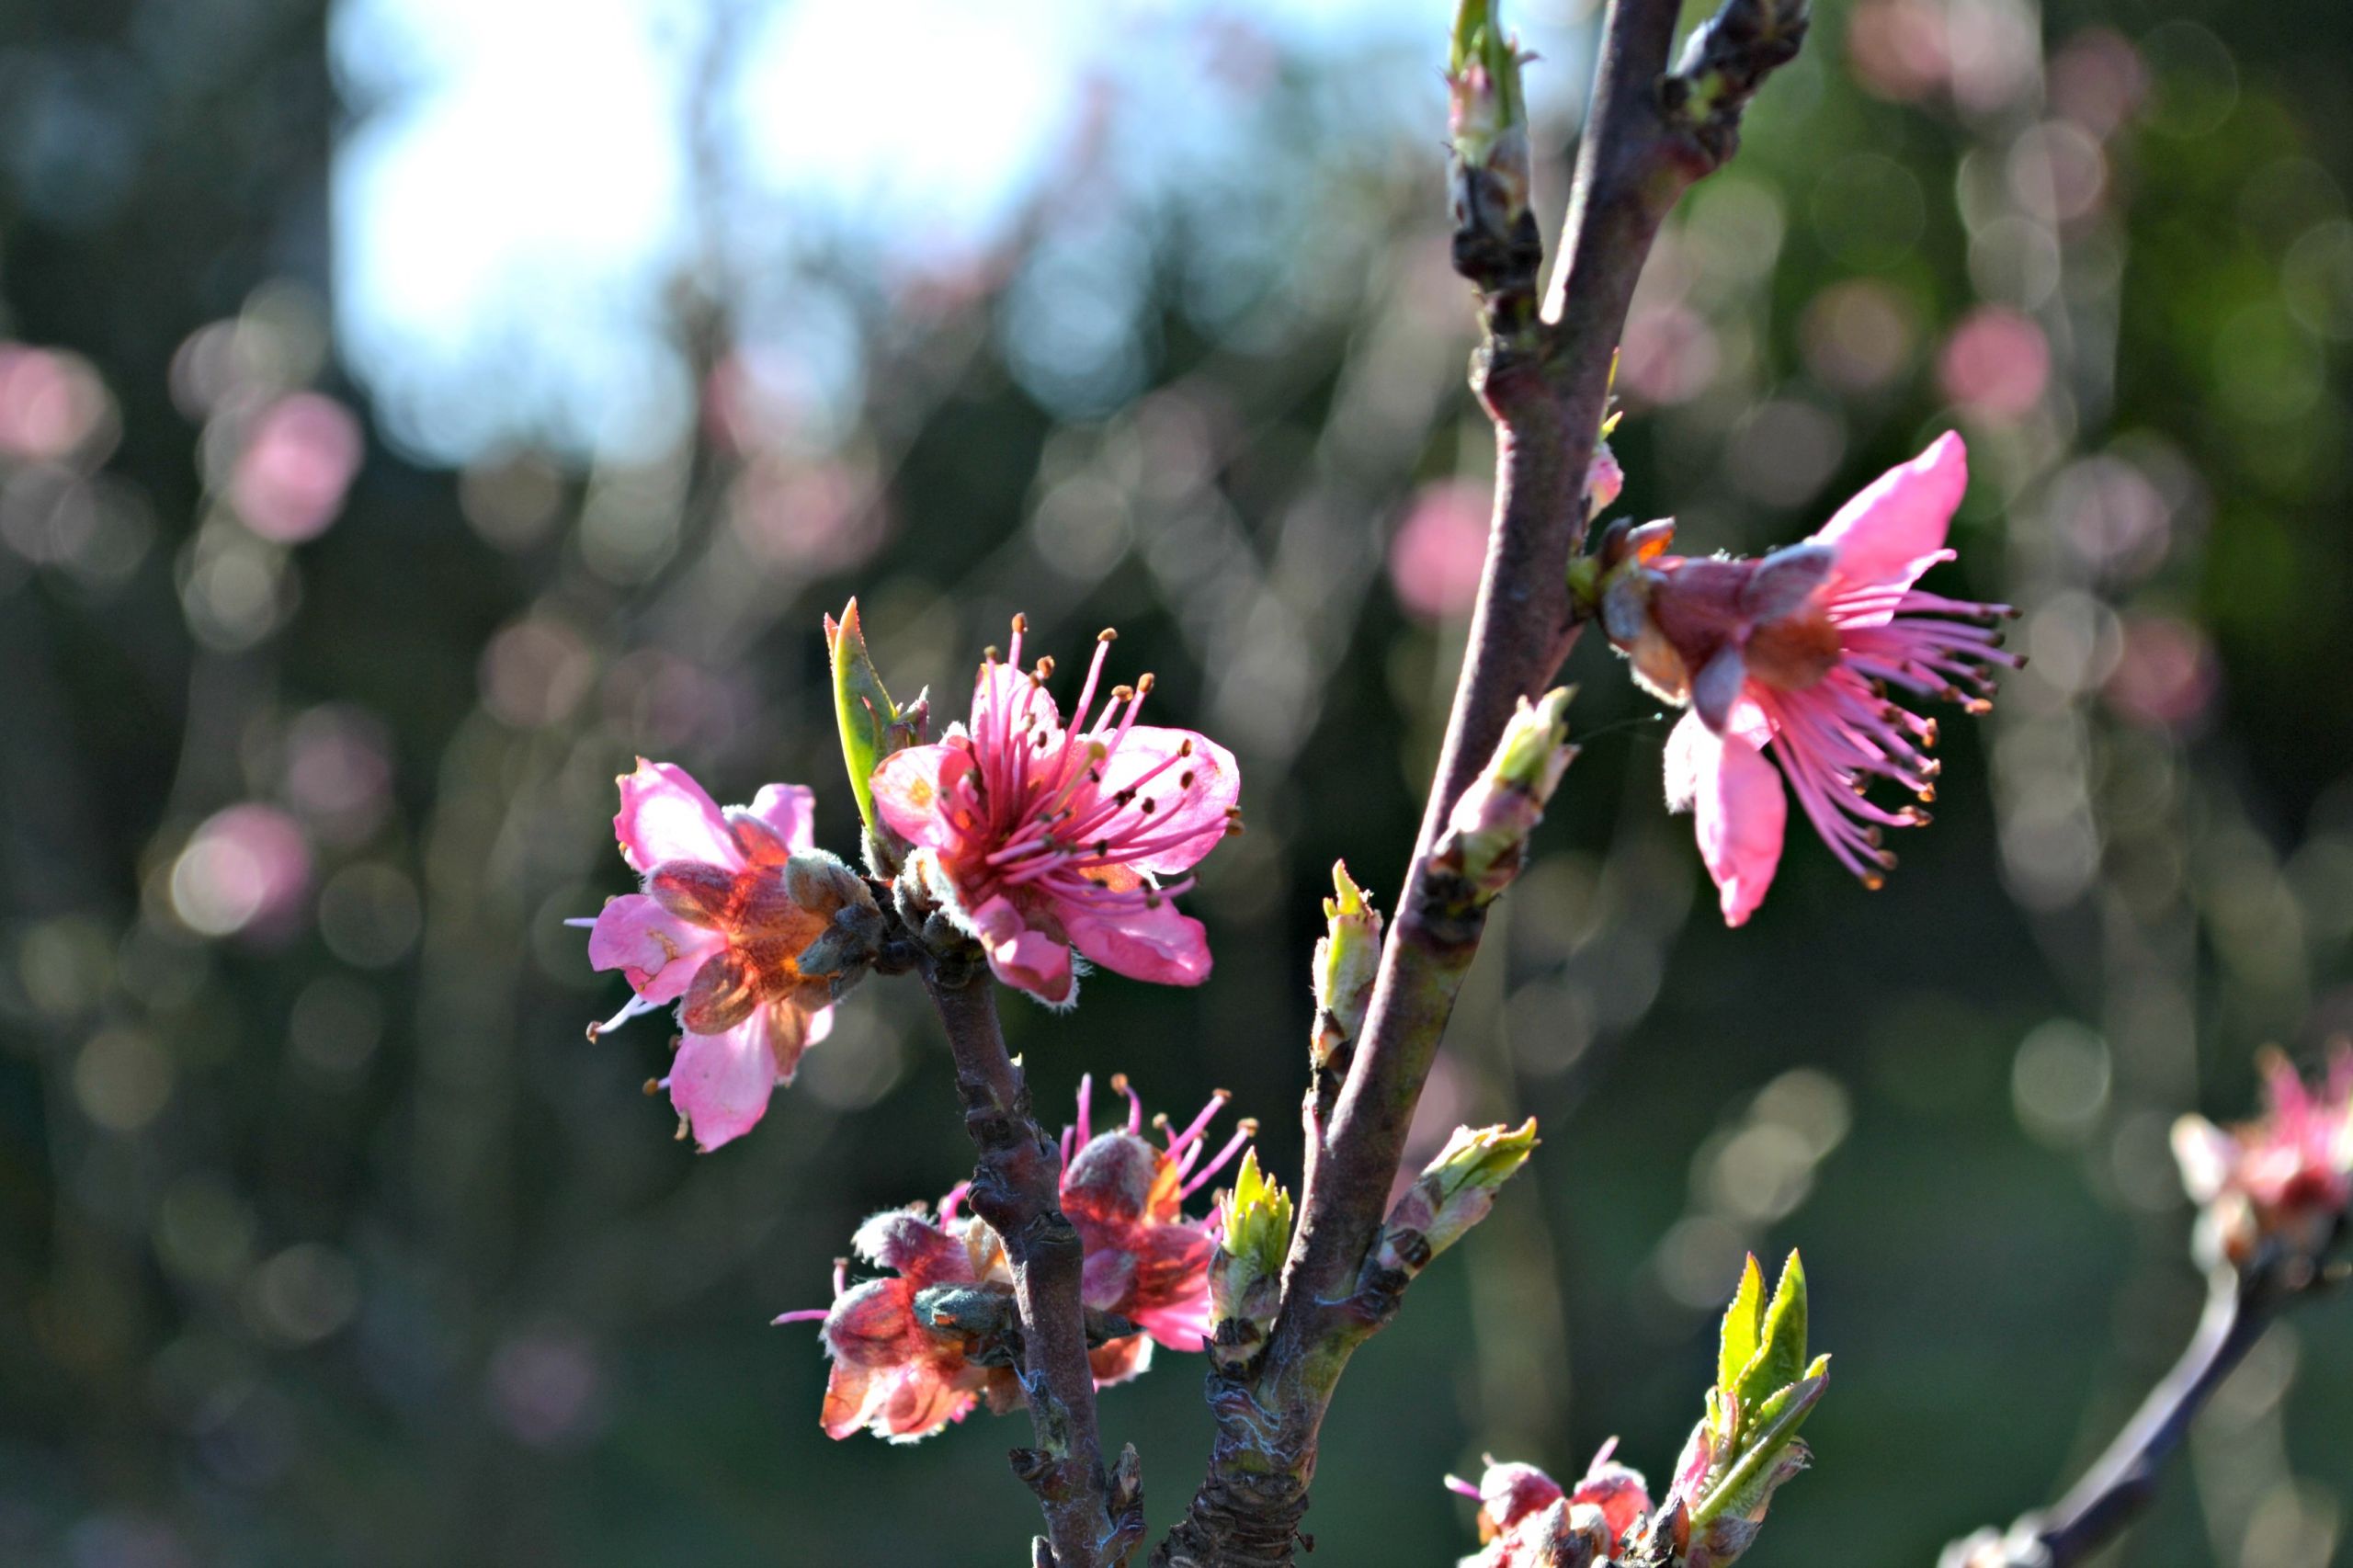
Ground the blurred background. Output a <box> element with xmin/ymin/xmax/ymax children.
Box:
<box><xmin>2</xmin><ymin>0</ymin><xmax>2350</xmax><ymax>1562</ymax></box>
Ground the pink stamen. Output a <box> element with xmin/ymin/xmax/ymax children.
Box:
<box><xmin>1179</xmin><ymin>1127</ymin><xmax>1255</xmax><ymax>1198</ymax></box>
<box><xmin>1166</xmin><ymin>1091</ymin><xmax>1230</xmax><ymax>1156</ymax></box>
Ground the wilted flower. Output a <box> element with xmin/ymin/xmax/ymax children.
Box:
<box><xmin>1061</xmin><ymin>1074</ymin><xmax>1256</xmax><ymax>1367</ymax></box>
<box><xmin>576</xmin><ymin>760</ymin><xmax>881</xmax><ymax>1152</ymax></box>
<box><xmin>1601</xmin><ymin>432</ymin><xmax>2019</xmax><ymax>925</ymax></box>
<box><xmin>778</xmin><ymin>1194</ymin><xmax>1018</xmax><ymax>1444</ymax></box>
<box><xmin>1446</xmin><ymin>1443</ymin><xmax>1654</xmax><ymax>1567</ymax></box>
<box><xmin>874</xmin><ymin>617</ymin><xmax>1241</xmax><ymax>1006</ymax></box>
<box><xmin>2173</xmin><ymin>1045</ymin><xmax>2353</xmax><ymax>1270</ymax></box>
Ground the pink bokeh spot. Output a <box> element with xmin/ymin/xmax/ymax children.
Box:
<box><xmin>1389</xmin><ymin>479</ymin><xmax>1491</xmax><ymax>622</ymax></box>
<box><xmin>0</xmin><ymin>343</ymin><xmax>108</xmax><ymax>463</ymax></box>
<box><xmin>233</xmin><ymin>393</ymin><xmax>365</xmax><ymax>543</ymax></box>
<box><xmin>2104</xmin><ymin>614</ymin><xmax>2218</xmax><ymax>731</ymax></box>
<box><xmin>1939</xmin><ymin>308</ymin><xmax>2050</xmax><ymax>421</ymax></box>
<box><xmin>170</xmin><ymin>803</ymin><xmax>313</xmax><ymax>942</ymax></box>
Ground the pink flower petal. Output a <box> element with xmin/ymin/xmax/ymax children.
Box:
<box><xmin>1665</xmin><ymin>710</ymin><xmax>1787</xmax><ymax>926</ymax></box>
<box><xmin>1063</xmin><ymin>898</ymin><xmax>1211</xmax><ymax>987</ymax></box>
<box><xmin>586</xmin><ymin>893</ymin><xmax>726</xmax><ymax>1003</ymax></box>
<box><xmin>728</xmin><ymin>782</ymin><xmax>816</xmax><ymax>864</ymax></box>
<box><xmin>614</xmin><ymin>759</ymin><xmax>743</xmax><ymax>873</ymax></box>
<box><xmin>1808</xmin><ymin>431</ymin><xmax>1968</xmax><ymax>609</ymax></box>
<box><xmin>1089</xmin><ymin>726</ymin><xmax>1241</xmax><ymax>875</ymax></box>
<box><xmin>968</xmin><ymin>894</ymin><xmax>1075</xmax><ymax>1005</ymax></box>
<box><xmin>666</xmin><ymin>1011</ymin><xmax>788</xmax><ymax>1151</ymax></box>
<box><xmin>870</xmin><ymin>744</ymin><xmax>979</xmax><ymax>852</ymax></box>
<box><xmin>1131</xmin><ymin>1293</ymin><xmax>1215</xmax><ymax>1352</ymax></box>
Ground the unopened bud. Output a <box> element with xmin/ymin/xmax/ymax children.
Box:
<box><xmin>788</xmin><ymin>849</ymin><xmax>885</xmax><ymax>990</ymax></box>
<box><xmin>1210</xmin><ymin>1148</ymin><xmax>1291</xmax><ymax>1368</ymax></box>
<box><xmin>1311</xmin><ymin>860</ymin><xmax>1382</xmax><ymax>1071</ymax></box>
<box><xmin>1449</xmin><ymin>0</ymin><xmax>1532</xmax><ymax>225</ymax></box>
<box><xmin>1438</xmin><ymin>689</ymin><xmax>1576</xmax><ymax>894</ymax></box>
<box><xmin>1376</xmin><ymin>1118</ymin><xmax>1538</xmax><ymax>1277</ymax></box>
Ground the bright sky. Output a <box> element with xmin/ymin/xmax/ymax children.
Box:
<box><xmin>329</xmin><ymin>0</ymin><xmax>1590</xmax><ymax>462</ymax></box>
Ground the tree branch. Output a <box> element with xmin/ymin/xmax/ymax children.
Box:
<box><xmin>1149</xmin><ymin>2</ymin><xmax>1805</xmax><ymax>1562</ymax></box>
<box><xmin>1941</xmin><ymin>1259</ymin><xmax>2318</xmax><ymax>1568</ymax></box>
<box><xmin>921</xmin><ymin>951</ymin><xmax>1142</xmax><ymax>1568</ymax></box>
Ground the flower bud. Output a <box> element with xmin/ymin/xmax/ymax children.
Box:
<box><xmin>1209</xmin><ymin>1148</ymin><xmax>1291</xmax><ymax>1368</ymax></box>
<box><xmin>1375</xmin><ymin>1118</ymin><xmax>1538</xmax><ymax>1277</ymax></box>
<box><xmin>826</xmin><ymin>598</ymin><xmax>926</xmax><ymax>875</ymax></box>
<box><xmin>1311</xmin><ymin>860</ymin><xmax>1382</xmax><ymax>1072</ymax></box>
<box><xmin>1438</xmin><ymin>689</ymin><xmax>1575</xmax><ymax>895</ymax></box>
<box><xmin>1448</xmin><ymin>0</ymin><xmax>1531</xmax><ymax>227</ymax></box>
<box><xmin>785</xmin><ymin>848</ymin><xmax>886</xmax><ymax>994</ymax></box>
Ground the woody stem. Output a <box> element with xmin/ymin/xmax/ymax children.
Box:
<box><xmin>922</xmin><ymin>956</ymin><xmax>1140</xmax><ymax>1568</ymax></box>
<box><xmin>1149</xmin><ymin>1</ymin><xmax>1807</xmax><ymax>1563</ymax></box>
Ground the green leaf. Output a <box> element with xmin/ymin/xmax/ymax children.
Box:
<box><xmin>826</xmin><ymin>599</ymin><xmax>903</xmax><ymax>871</ymax></box>
<box><xmin>1735</xmin><ymin>1250</ymin><xmax>1808</xmax><ymax>1410</ymax></box>
<box><xmin>1718</xmin><ymin>1253</ymin><xmax>1767</xmax><ymax>1397</ymax></box>
<box><xmin>1691</xmin><ymin>1369</ymin><xmax>1827</xmax><ymax>1527</ymax></box>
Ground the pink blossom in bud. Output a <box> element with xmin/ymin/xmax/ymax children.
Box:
<box><xmin>1448</xmin><ymin>1444</ymin><xmax>1654</xmax><ymax>1565</ymax></box>
<box><xmin>1059</xmin><ymin>1074</ymin><xmax>1254</xmax><ymax>1362</ymax></box>
<box><xmin>577</xmin><ymin>760</ymin><xmax>874</xmax><ymax>1152</ymax></box>
<box><xmin>779</xmin><ymin>1196</ymin><xmax>1019</xmax><ymax>1443</ymax></box>
<box><xmin>872</xmin><ymin>617</ymin><xmax>1241</xmax><ymax>1006</ymax></box>
<box><xmin>1603</xmin><ymin>433</ymin><xmax>2019</xmax><ymax>925</ymax></box>
<box><xmin>2173</xmin><ymin>1046</ymin><xmax>2353</xmax><ymax>1269</ymax></box>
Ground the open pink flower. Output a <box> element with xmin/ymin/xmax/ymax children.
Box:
<box><xmin>872</xmin><ymin>617</ymin><xmax>1240</xmax><ymax>1006</ymax></box>
<box><xmin>1059</xmin><ymin>1074</ymin><xmax>1253</xmax><ymax>1368</ymax></box>
<box><xmin>1603</xmin><ymin>433</ymin><xmax>2018</xmax><ymax>925</ymax></box>
<box><xmin>2174</xmin><ymin>1046</ymin><xmax>2353</xmax><ymax>1268</ymax></box>
<box><xmin>1448</xmin><ymin>1444</ymin><xmax>1654</xmax><ymax>1566</ymax></box>
<box><xmin>778</xmin><ymin>1196</ymin><xmax>1019</xmax><ymax>1444</ymax></box>
<box><xmin>575</xmin><ymin>760</ymin><xmax>858</xmax><ymax>1151</ymax></box>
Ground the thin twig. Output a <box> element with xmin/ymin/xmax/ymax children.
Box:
<box><xmin>1941</xmin><ymin>1260</ymin><xmax>2319</xmax><ymax>1568</ymax></box>
<box><xmin>921</xmin><ymin>951</ymin><xmax>1141</xmax><ymax>1568</ymax></box>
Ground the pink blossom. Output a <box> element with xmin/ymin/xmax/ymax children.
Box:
<box><xmin>872</xmin><ymin>618</ymin><xmax>1241</xmax><ymax>1006</ymax></box>
<box><xmin>575</xmin><ymin>760</ymin><xmax>845</xmax><ymax>1151</ymax></box>
<box><xmin>2173</xmin><ymin>1046</ymin><xmax>2353</xmax><ymax>1268</ymax></box>
<box><xmin>1059</xmin><ymin>1074</ymin><xmax>1252</xmax><ymax>1363</ymax></box>
<box><xmin>1448</xmin><ymin>1444</ymin><xmax>1654</xmax><ymax>1566</ymax></box>
<box><xmin>1603</xmin><ymin>433</ymin><xmax>2019</xmax><ymax>925</ymax></box>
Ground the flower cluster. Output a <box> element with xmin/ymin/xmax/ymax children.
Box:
<box><xmin>575</xmin><ymin>761</ymin><xmax>880</xmax><ymax>1151</ymax></box>
<box><xmin>1598</xmin><ymin>433</ymin><xmax>2018</xmax><ymax>925</ymax></box>
<box><xmin>2173</xmin><ymin>1045</ymin><xmax>2353</xmax><ymax>1271</ymax></box>
<box><xmin>781</xmin><ymin>1077</ymin><xmax>1250</xmax><ymax>1442</ymax></box>
<box><xmin>1447</xmin><ymin>1447</ymin><xmax>1654</xmax><ymax>1568</ymax></box>
<box><xmin>1452</xmin><ymin>1254</ymin><xmax>1826</xmax><ymax>1568</ymax></box>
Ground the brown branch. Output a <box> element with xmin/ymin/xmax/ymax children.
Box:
<box><xmin>1941</xmin><ymin>1251</ymin><xmax>2328</xmax><ymax>1568</ymax></box>
<box><xmin>921</xmin><ymin>948</ymin><xmax>1142</xmax><ymax>1568</ymax></box>
<box><xmin>1149</xmin><ymin>2</ymin><xmax>1805</xmax><ymax>1563</ymax></box>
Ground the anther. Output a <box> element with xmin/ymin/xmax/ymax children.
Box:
<box><xmin>1140</xmin><ymin>798</ymin><xmax>1157</xmax><ymax>814</ymax></box>
<box><xmin>984</xmin><ymin>644</ymin><xmax>1001</xmax><ymax>662</ymax></box>
<box><xmin>642</xmin><ymin>1077</ymin><xmax>661</xmax><ymax>1096</ymax></box>
<box><xmin>1179</xmin><ymin>739</ymin><xmax>1194</xmax><ymax>756</ymax></box>
<box><xmin>1110</xmin><ymin>1073</ymin><xmax>1131</xmax><ymax>1094</ymax></box>
<box><xmin>1012</xmin><ymin>612</ymin><xmax>1029</xmax><ymax>634</ymax></box>
<box><xmin>1237</xmin><ymin>1118</ymin><xmax>1260</xmax><ymax>1136</ymax></box>
<box><xmin>1109</xmin><ymin>685</ymin><xmax>1135</xmax><ymax>703</ymax></box>
<box><xmin>1036</xmin><ymin>655</ymin><xmax>1055</xmax><ymax>678</ymax></box>
<box><xmin>1180</xmin><ymin>771</ymin><xmax>1196</xmax><ymax>788</ymax></box>
<box><xmin>1097</xmin><ymin>628</ymin><xmax>1118</xmax><ymax>643</ymax></box>
<box><xmin>1136</xmin><ymin>673</ymin><xmax>1155</xmax><ymax>695</ymax></box>
<box><xmin>1862</xmin><ymin>872</ymin><xmax>1886</xmax><ymax>892</ymax></box>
